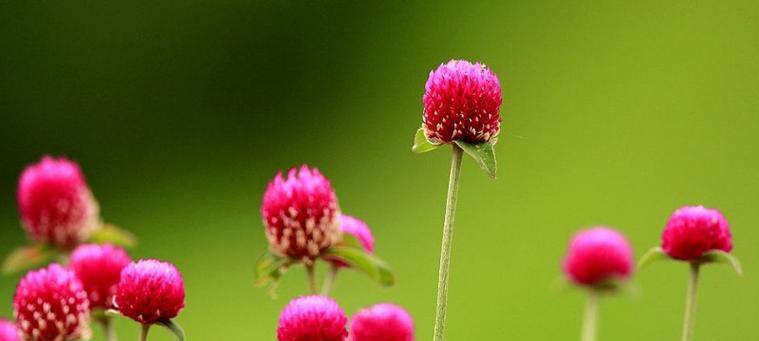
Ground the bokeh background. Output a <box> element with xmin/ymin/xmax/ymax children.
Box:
<box><xmin>1</xmin><ymin>1</ymin><xmax>758</xmax><ymax>340</ymax></box>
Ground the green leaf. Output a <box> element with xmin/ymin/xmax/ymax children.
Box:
<box><xmin>412</xmin><ymin>128</ymin><xmax>440</xmax><ymax>153</ymax></box>
<box><xmin>454</xmin><ymin>140</ymin><xmax>497</xmax><ymax>179</ymax></box>
<box><xmin>336</xmin><ymin>233</ymin><xmax>363</xmax><ymax>249</ymax></box>
<box><xmin>324</xmin><ymin>246</ymin><xmax>395</xmax><ymax>286</ymax></box>
<box><xmin>637</xmin><ymin>246</ymin><xmax>669</xmax><ymax>271</ymax></box>
<box><xmin>701</xmin><ymin>250</ymin><xmax>743</xmax><ymax>275</ymax></box>
<box><xmin>88</xmin><ymin>224</ymin><xmax>137</xmax><ymax>248</ymax></box>
<box><xmin>157</xmin><ymin>319</ymin><xmax>186</xmax><ymax>341</ymax></box>
<box><xmin>2</xmin><ymin>244</ymin><xmax>56</xmax><ymax>275</ymax></box>
<box><xmin>255</xmin><ymin>251</ymin><xmax>292</xmax><ymax>288</ymax></box>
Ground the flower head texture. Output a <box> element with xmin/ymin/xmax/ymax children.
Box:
<box><xmin>13</xmin><ymin>264</ymin><xmax>90</xmax><ymax>341</ymax></box>
<box><xmin>0</xmin><ymin>319</ymin><xmax>21</xmax><ymax>341</ymax></box>
<box><xmin>422</xmin><ymin>60</ymin><xmax>503</xmax><ymax>144</ymax></box>
<box><xmin>349</xmin><ymin>303</ymin><xmax>414</xmax><ymax>341</ymax></box>
<box><xmin>262</xmin><ymin>166</ymin><xmax>341</xmax><ymax>261</ymax></box>
<box><xmin>70</xmin><ymin>244</ymin><xmax>132</xmax><ymax>309</ymax></box>
<box><xmin>331</xmin><ymin>215</ymin><xmax>375</xmax><ymax>268</ymax></box>
<box><xmin>562</xmin><ymin>227</ymin><xmax>634</xmax><ymax>286</ymax></box>
<box><xmin>114</xmin><ymin>259</ymin><xmax>185</xmax><ymax>324</ymax></box>
<box><xmin>17</xmin><ymin>156</ymin><xmax>99</xmax><ymax>248</ymax></box>
<box><xmin>662</xmin><ymin>206</ymin><xmax>733</xmax><ymax>261</ymax></box>
<box><xmin>277</xmin><ymin>296</ymin><xmax>348</xmax><ymax>341</ymax></box>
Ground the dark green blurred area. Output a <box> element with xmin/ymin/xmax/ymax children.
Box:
<box><xmin>1</xmin><ymin>1</ymin><xmax>758</xmax><ymax>340</ymax></box>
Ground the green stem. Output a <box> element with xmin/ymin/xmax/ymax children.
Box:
<box><xmin>581</xmin><ymin>290</ymin><xmax>599</xmax><ymax>341</ymax></box>
<box><xmin>139</xmin><ymin>324</ymin><xmax>150</xmax><ymax>341</ymax></box>
<box><xmin>681</xmin><ymin>262</ymin><xmax>701</xmax><ymax>341</ymax></box>
<box><xmin>100</xmin><ymin>316</ymin><xmax>117</xmax><ymax>341</ymax></box>
<box><xmin>306</xmin><ymin>264</ymin><xmax>318</xmax><ymax>294</ymax></box>
<box><xmin>432</xmin><ymin>145</ymin><xmax>463</xmax><ymax>341</ymax></box>
<box><xmin>321</xmin><ymin>265</ymin><xmax>339</xmax><ymax>296</ymax></box>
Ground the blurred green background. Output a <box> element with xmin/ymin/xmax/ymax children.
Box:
<box><xmin>1</xmin><ymin>1</ymin><xmax>758</xmax><ymax>340</ymax></box>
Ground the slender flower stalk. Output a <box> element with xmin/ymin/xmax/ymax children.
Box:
<box><xmin>306</xmin><ymin>264</ymin><xmax>318</xmax><ymax>294</ymax></box>
<box><xmin>139</xmin><ymin>324</ymin><xmax>150</xmax><ymax>341</ymax></box>
<box><xmin>681</xmin><ymin>262</ymin><xmax>700</xmax><ymax>341</ymax></box>
<box><xmin>432</xmin><ymin>144</ymin><xmax>463</xmax><ymax>341</ymax></box>
<box><xmin>101</xmin><ymin>317</ymin><xmax>116</xmax><ymax>341</ymax></box>
<box><xmin>321</xmin><ymin>265</ymin><xmax>339</xmax><ymax>296</ymax></box>
<box><xmin>581</xmin><ymin>290</ymin><xmax>599</xmax><ymax>341</ymax></box>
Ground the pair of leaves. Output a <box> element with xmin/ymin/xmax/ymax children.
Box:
<box><xmin>106</xmin><ymin>310</ymin><xmax>185</xmax><ymax>341</ymax></box>
<box><xmin>412</xmin><ymin>127</ymin><xmax>498</xmax><ymax>179</ymax></box>
<box><xmin>2</xmin><ymin>223</ymin><xmax>137</xmax><ymax>275</ymax></box>
<box><xmin>638</xmin><ymin>247</ymin><xmax>743</xmax><ymax>275</ymax></box>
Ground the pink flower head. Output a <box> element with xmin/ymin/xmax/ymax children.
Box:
<box><xmin>262</xmin><ymin>165</ymin><xmax>341</xmax><ymax>261</ymax></box>
<box><xmin>0</xmin><ymin>319</ymin><xmax>21</xmax><ymax>341</ymax></box>
<box><xmin>330</xmin><ymin>215</ymin><xmax>375</xmax><ymax>268</ymax></box>
<box><xmin>562</xmin><ymin>227</ymin><xmax>634</xmax><ymax>286</ymax></box>
<box><xmin>662</xmin><ymin>206</ymin><xmax>733</xmax><ymax>261</ymax></box>
<box><xmin>277</xmin><ymin>295</ymin><xmax>348</xmax><ymax>341</ymax></box>
<box><xmin>70</xmin><ymin>244</ymin><xmax>132</xmax><ymax>309</ymax></box>
<box><xmin>13</xmin><ymin>264</ymin><xmax>90</xmax><ymax>341</ymax></box>
<box><xmin>17</xmin><ymin>156</ymin><xmax>99</xmax><ymax>248</ymax></box>
<box><xmin>349</xmin><ymin>303</ymin><xmax>414</xmax><ymax>341</ymax></box>
<box><xmin>114</xmin><ymin>259</ymin><xmax>185</xmax><ymax>324</ymax></box>
<box><xmin>422</xmin><ymin>60</ymin><xmax>503</xmax><ymax>144</ymax></box>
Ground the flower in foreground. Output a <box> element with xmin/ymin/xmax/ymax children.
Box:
<box><xmin>422</xmin><ymin>60</ymin><xmax>502</xmax><ymax>144</ymax></box>
<box><xmin>562</xmin><ymin>227</ymin><xmax>634</xmax><ymax>287</ymax></box>
<box><xmin>17</xmin><ymin>156</ymin><xmax>99</xmax><ymax>248</ymax></box>
<box><xmin>114</xmin><ymin>259</ymin><xmax>185</xmax><ymax>324</ymax></box>
<box><xmin>70</xmin><ymin>243</ymin><xmax>132</xmax><ymax>309</ymax></box>
<box><xmin>0</xmin><ymin>319</ymin><xmax>21</xmax><ymax>341</ymax></box>
<box><xmin>349</xmin><ymin>303</ymin><xmax>414</xmax><ymax>341</ymax></box>
<box><xmin>277</xmin><ymin>295</ymin><xmax>348</xmax><ymax>341</ymax></box>
<box><xmin>662</xmin><ymin>205</ymin><xmax>732</xmax><ymax>261</ymax></box>
<box><xmin>262</xmin><ymin>165</ymin><xmax>341</xmax><ymax>262</ymax></box>
<box><xmin>13</xmin><ymin>264</ymin><xmax>90</xmax><ymax>341</ymax></box>
<box><xmin>330</xmin><ymin>215</ymin><xmax>375</xmax><ymax>268</ymax></box>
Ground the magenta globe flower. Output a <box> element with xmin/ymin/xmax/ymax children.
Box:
<box><xmin>262</xmin><ymin>165</ymin><xmax>341</xmax><ymax>261</ymax></box>
<box><xmin>114</xmin><ymin>259</ymin><xmax>185</xmax><ymax>324</ymax></box>
<box><xmin>277</xmin><ymin>296</ymin><xmax>348</xmax><ymax>341</ymax></box>
<box><xmin>330</xmin><ymin>215</ymin><xmax>375</xmax><ymax>268</ymax></box>
<box><xmin>422</xmin><ymin>60</ymin><xmax>502</xmax><ymax>144</ymax></box>
<box><xmin>13</xmin><ymin>264</ymin><xmax>90</xmax><ymax>341</ymax></box>
<box><xmin>662</xmin><ymin>206</ymin><xmax>733</xmax><ymax>261</ymax></box>
<box><xmin>562</xmin><ymin>227</ymin><xmax>634</xmax><ymax>286</ymax></box>
<box><xmin>17</xmin><ymin>156</ymin><xmax>99</xmax><ymax>248</ymax></box>
<box><xmin>0</xmin><ymin>319</ymin><xmax>20</xmax><ymax>341</ymax></box>
<box><xmin>349</xmin><ymin>303</ymin><xmax>414</xmax><ymax>341</ymax></box>
<box><xmin>70</xmin><ymin>244</ymin><xmax>132</xmax><ymax>309</ymax></box>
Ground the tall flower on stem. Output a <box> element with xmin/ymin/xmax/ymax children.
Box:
<box><xmin>70</xmin><ymin>244</ymin><xmax>131</xmax><ymax>341</ymax></box>
<box><xmin>411</xmin><ymin>59</ymin><xmax>502</xmax><ymax>341</ymax></box>
<box><xmin>13</xmin><ymin>264</ymin><xmax>91</xmax><ymax>341</ymax></box>
<box><xmin>639</xmin><ymin>206</ymin><xmax>741</xmax><ymax>341</ymax></box>
<box><xmin>277</xmin><ymin>295</ymin><xmax>348</xmax><ymax>341</ymax></box>
<box><xmin>562</xmin><ymin>227</ymin><xmax>634</xmax><ymax>341</ymax></box>
<box><xmin>113</xmin><ymin>259</ymin><xmax>186</xmax><ymax>341</ymax></box>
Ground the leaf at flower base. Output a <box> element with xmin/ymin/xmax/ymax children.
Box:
<box><xmin>454</xmin><ymin>140</ymin><xmax>497</xmax><ymax>179</ymax></box>
<box><xmin>88</xmin><ymin>224</ymin><xmax>137</xmax><ymax>248</ymax></box>
<box><xmin>701</xmin><ymin>250</ymin><xmax>743</xmax><ymax>275</ymax></box>
<box><xmin>255</xmin><ymin>251</ymin><xmax>292</xmax><ymax>289</ymax></box>
<box><xmin>324</xmin><ymin>246</ymin><xmax>395</xmax><ymax>286</ymax></box>
<box><xmin>336</xmin><ymin>233</ymin><xmax>363</xmax><ymax>249</ymax></box>
<box><xmin>637</xmin><ymin>246</ymin><xmax>669</xmax><ymax>271</ymax></box>
<box><xmin>412</xmin><ymin>128</ymin><xmax>441</xmax><ymax>153</ymax></box>
<box><xmin>157</xmin><ymin>319</ymin><xmax>186</xmax><ymax>341</ymax></box>
<box><xmin>2</xmin><ymin>244</ymin><xmax>56</xmax><ymax>275</ymax></box>
<box><xmin>592</xmin><ymin>277</ymin><xmax>638</xmax><ymax>296</ymax></box>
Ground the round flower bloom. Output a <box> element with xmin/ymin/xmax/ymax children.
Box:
<box><xmin>422</xmin><ymin>60</ymin><xmax>503</xmax><ymax>144</ymax></box>
<box><xmin>349</xmin><ymin>303</ymin><xmax>414</xmax><ymax>341</ymax></box>
<box><xmin>277</xmin><ymin>296</ymin><xmax>348</xmax><ymax>341</ymax></box>
<box><xmin>562</xmin><ymin>227</ymin><xmax>634</xmax><ymax>286</ymax></box>
<box><xmin>13</xmin><ymin>264</ymin><xmax>90</xmax><ymax>341</ymax></box>
<box><xmin>262</xmin><ymin>165</ymin><xmax>341</xmax><ymax>261</ymax></box>
<box><xmin>113</xmin><ymin>259</ymin><xmax>185</xmax><ymax>324</ymax></box>
<box><xmin>0</xmin><ymin>319</ymin><xmax>21</xmax><ymax>341</ymax></box>
<box><xmin>330</xmin><ymin>215</ymin><xmax>375</xmax><ymax>268</ymax></box>
<box><xmin>70</xmin><ymin>244</ymin><xmax>132</xmax><ymax>309</ymax></box>
<box><xmin>17</xmin><ymin>156</ymin><xmax>99</xmax><ymax>248</ymax></box>
<box><xmin>662</xmin><ymin>206</ymin><xmax>733</xmax><ymax>261</ymax></box>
